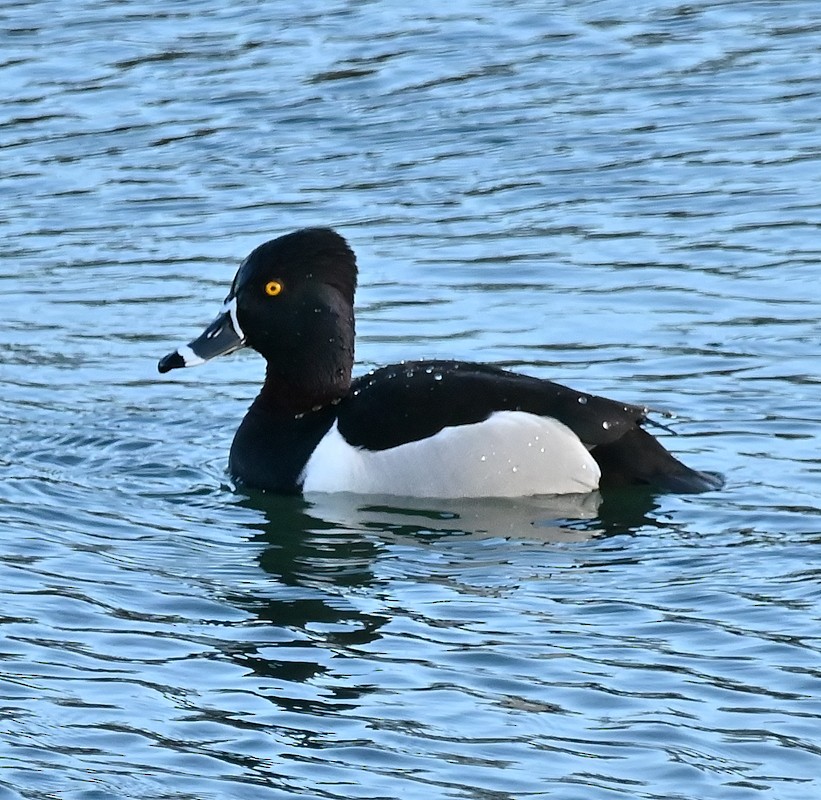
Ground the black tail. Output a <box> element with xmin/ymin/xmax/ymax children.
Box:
<box><xmin>591</xmin><ymin>427</ymin><xmax>723</xmax><ymax>493</ymax></box>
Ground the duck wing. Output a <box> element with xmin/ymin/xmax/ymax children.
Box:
<box><xmin>338</xmin><ymin>360</ymin><xmax>720</xmax><ymax>493</ymax></box>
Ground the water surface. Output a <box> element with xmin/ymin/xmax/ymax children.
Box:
<box><xmin>2</xmin><ymin>1</ymin><xmax>820</xmax><ymax>798</ymax></box>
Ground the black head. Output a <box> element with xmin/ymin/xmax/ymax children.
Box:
<box><xmin>159</xmin><ymin>227</ymin><xmax>358</xmax><ymax>410</ymax></box>
<box><xmin>232</xmin><ymin>228</ymin><xmax>356</xmax><ymax>311</ymax></box>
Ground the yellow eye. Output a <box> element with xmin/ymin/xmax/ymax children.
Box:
<box><xmin>264</xmin><ymin>280</ymin><xmax>283</xmax><ymax>296</ymax></box>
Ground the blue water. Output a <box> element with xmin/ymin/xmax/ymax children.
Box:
<box><xmin>2</xmin><ymin>1</ymin><xmax>820</xmax><ymax>798</ymax></box>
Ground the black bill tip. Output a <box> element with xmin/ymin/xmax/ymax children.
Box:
<box><xmin>158</xmin><ymin>351</ymin><xmax>186</xmax><ymax>374</ymax></box>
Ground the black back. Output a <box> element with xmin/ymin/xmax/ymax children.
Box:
<box><xmin>338</xmin><ymin>361</ymin><xmax>646</xmax><ymax>450</ymax></box>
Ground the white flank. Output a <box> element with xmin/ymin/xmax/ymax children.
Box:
<box><xmin>300</xmin><ymin>410</ymin><xmax>601</xmax><ymax>498</ymax></box>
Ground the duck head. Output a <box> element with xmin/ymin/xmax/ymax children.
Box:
<box><xmin>158</xmin><ymin>228</ymin><xmax>357</xmax><ymax>410</ymax></box>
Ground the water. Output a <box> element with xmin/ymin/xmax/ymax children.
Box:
<box><xmin>2</xmin><ymin>1</ymin><xmax>820</xmax><ymax>797</ymax></box>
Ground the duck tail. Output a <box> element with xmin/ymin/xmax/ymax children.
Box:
<box><xmin>591</xmin><ymin>427</ymin><xmax>723</xmax><ymax>493</ymax></box>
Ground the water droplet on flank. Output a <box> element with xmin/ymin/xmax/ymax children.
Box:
<box><xmin>602</xmin><ymin>420</ymin><xmax>611</xmax><ymax>429</ymax></box>
<box><xmin>328</xmin><ymin>337</ymin><xmax>335</xmax><ymax>344</ymax></box>
<box><xmin>578</xmin><ymin>396</ymin><xmax>588</xmax><ymax>405</ymax></box>
<box><xmin>434</xmin><ymin>373</ymin><xmax>443</xmax><ymax>381</ymax></box>
<box><xmin>405</xmin><ymin>370</ymin><xmax>414</xmax><ymax>378</ymax></box>
<box><xmin>512</xmin><ymin>466</ymin><xmax>518</xmax><ymax>473</ymax></box>
<box><xmin>539</xmin><ymin>447</ymin><xmax>545</xmax><ymax>453</ymax></box>
<box><xmin>353</xmin><ymin>389</ymin><xmax>361</xmax><ymax>396</ymax></box>
<box><xmin>480</xmin><ymin>455</ymin><xmax>487</xmax><ymax>462</ymax></box>
<box><xmin>425</xmin><ymin>366</ymin><xmax>434</xmax><ymax>374</ymax></box>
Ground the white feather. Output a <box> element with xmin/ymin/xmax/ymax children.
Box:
<box><xmin>300</xmin><ymin>410</ymin><xmax>600</xmax><ymax>498</ymax></box>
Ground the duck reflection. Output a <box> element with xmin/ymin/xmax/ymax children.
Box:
<box><xmin>304</xmin><ymin>490</ymin><xmax>603</xmax><ymax>542</ymax></box>
<box><xmin>220</xmin><ymin>487</ymin><xmax>664</xmax><ymax>695</ymax></box>
<box><xmin>280</xmin><ymin>487</ymin><xmax>664</xmax><ymax>543</ymax></box>
<box><xmin>214</xmin><ymin>493</ymin><xmax>383</xmax><ymax>694</ymax></box>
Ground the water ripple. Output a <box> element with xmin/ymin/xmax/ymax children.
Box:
<box><xmin>2</xmin><ymin>0</ymin><xmax>821</xmax><ymax>797</ymax></box>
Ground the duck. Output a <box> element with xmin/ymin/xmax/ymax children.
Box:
<box><xmin>158</xmin><ymin>227</ymin><xmax>722</xmax><ymax>497</ymax></box>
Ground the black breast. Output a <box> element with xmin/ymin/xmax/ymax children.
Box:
<box><xmin>229</xmin><ymin>404</ymin><xmax>338</xmax><ymax>492</ymax></box>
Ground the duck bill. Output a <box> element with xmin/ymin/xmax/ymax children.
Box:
<box><xmin>158</xmin><ymin>297</ymin><xmax>246</xmax><ymax>374</ymax></box>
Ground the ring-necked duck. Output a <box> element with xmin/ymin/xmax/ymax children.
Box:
<box><xmin>158</xmin><ymin>228</ymin><xmax>722</xmax><ymax>497</ymax></box>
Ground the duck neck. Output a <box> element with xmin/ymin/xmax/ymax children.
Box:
<box><xmin>247</xmin><ymin>295</ymin><xmax>355</xmax><ymax>417</ymax></box>
<box><xmin>251</xmin><ymin>341</ymin><xmax>353</xmax><ymax>416</ymax></box>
